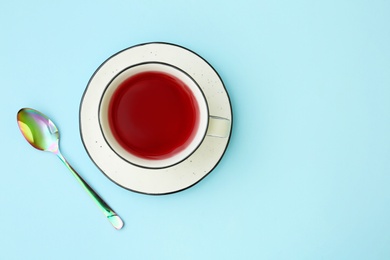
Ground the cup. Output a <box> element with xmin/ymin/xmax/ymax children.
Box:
<box><xmin>99</xmin><ymin>62</ymin><xmax>230</xmax><ymax>169</ymax></box>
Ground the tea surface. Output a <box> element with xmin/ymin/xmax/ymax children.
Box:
<box><xmin>108</xmin><ymin>71</ymin><xmax>199</xmax><ymax>160</ymax></box>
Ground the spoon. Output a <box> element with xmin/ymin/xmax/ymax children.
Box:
<box><xmin>17</xmin><ymin>108</ymin><xmax>124</xmax><ymax>230</ymax></box>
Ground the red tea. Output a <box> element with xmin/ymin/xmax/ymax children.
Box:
<box><xmin>108</xmin><ymin>71</ymin><xmax>200</xmax><ymax>160</ymax></box>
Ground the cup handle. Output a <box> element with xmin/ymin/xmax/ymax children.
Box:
<box><xmin>207</xmin><ymin>116</ymin><xmax>231</xmax><ymax>138</ymax></box>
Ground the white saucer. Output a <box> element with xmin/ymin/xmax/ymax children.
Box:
<box><xmin>79</xmin><ymin>42</ymin><xmax>232</xmax><ymax>195</ymax></box>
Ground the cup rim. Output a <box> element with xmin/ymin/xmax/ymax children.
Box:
<box><xmin>98</xmin><ymin>61</ymin><xmax>210</xmax><ymax>169</ymax></box>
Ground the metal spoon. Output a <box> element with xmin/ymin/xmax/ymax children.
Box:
<box><xmin>17</xmin><ymin>108</ymin><xmax>124</xmax><ymax>230</ymax></box>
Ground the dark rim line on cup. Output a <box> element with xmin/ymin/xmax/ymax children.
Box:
<box><xmin>79</xmin><ymin>42</ymin><xmax>234</xmax><ymax>195</ymax></box>
<box><xmin>98</xmin><ymin>61</ymin><xmax>210</xmax><ymax>170</ymax></box>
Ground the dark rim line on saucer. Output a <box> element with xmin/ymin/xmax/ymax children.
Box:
<box><xmin>97</xmin><ymin>61</ymin><xmax>210</xmax><ymax>170</ymax></box>
<box><xmin>79</xmin><ymin>41</ymin><xmax>233</xmax><ymax>195</ymax></box>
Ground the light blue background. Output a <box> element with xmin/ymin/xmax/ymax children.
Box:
<box><xmin>1</xmin><ymin>0</ymin><xmax>389</xmax><ymax>259</ymax></box>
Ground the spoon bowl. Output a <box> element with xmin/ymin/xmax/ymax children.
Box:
<box><xmin>17</xmin><ymin>108</ymin><xmax>124</xmax><ymax>230</ymax></box>
<box><xmin>17</xmin><ymin>109</ymin><xmax>59</xmax><ymax>152</ymax></box>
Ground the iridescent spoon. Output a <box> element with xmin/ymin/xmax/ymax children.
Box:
<box><xmin>17</xmin><ymin>108</ymin><xmax>124</xmax><ymax>230</ymax></box>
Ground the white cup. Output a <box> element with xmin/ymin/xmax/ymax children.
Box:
<box><xmin>99</xmin><ymin>62</ymin><xmax>229</xmax><ymax>169</ymax></box>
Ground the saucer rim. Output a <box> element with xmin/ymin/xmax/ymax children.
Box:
<box><xmin>79</xmin><ymin>41</ymin><xmax>233</xmax><ymax>195</ymax></box>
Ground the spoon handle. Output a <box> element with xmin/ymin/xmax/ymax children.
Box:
<box><xmin>56</xmin><ymin>151</ymin><xmax>124</xmax><ymax>230</ymax></box>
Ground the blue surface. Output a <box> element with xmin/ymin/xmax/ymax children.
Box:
<box><xmin>1</xmin><ymin>1</ymin><xmax>390</xmax><ymax>259</ymax></box>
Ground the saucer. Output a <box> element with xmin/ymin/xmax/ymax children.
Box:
<box><xmin>79</xmin><ymin>42</ymin><xmax>232</xmax><ymax>195</ymax></box>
